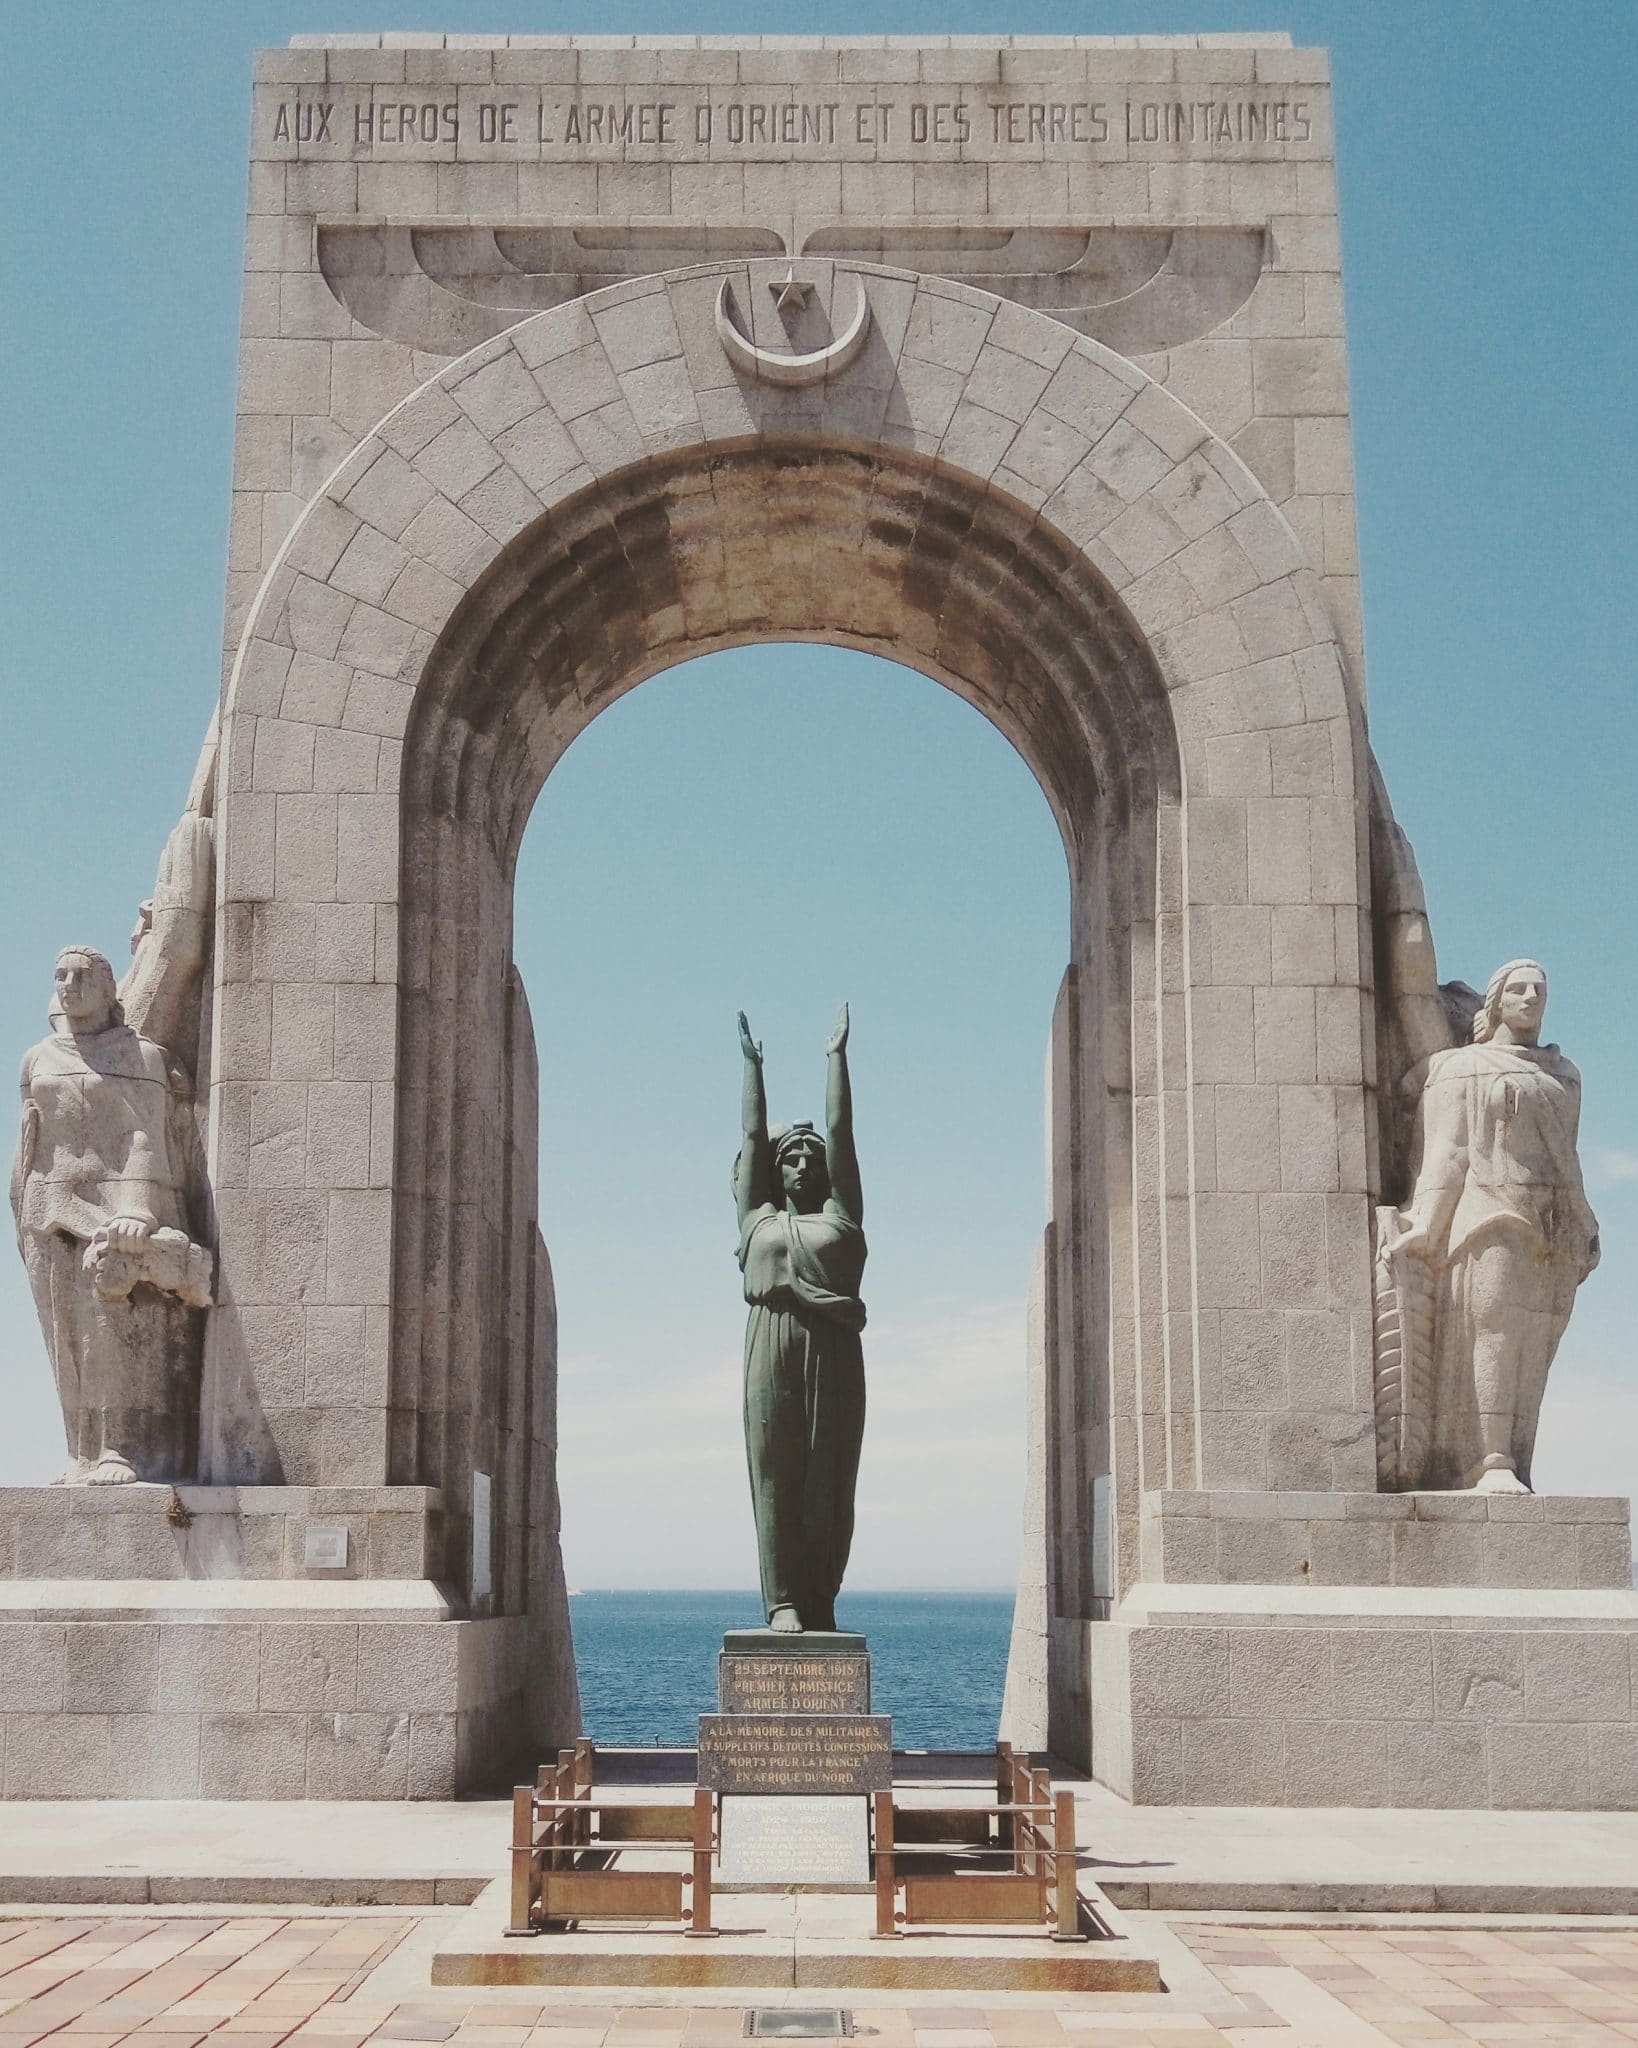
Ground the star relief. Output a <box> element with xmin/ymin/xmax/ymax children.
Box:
<box><xmin>768</xmin><ymin>267</ymin><xmax>814</xmax><ymax>314</ymax></box>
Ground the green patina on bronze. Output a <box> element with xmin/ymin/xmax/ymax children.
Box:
<box><xmin>734</xmin><ymin>1005</ymin><xmax>867</xmax><ymax>1635</ymax></box>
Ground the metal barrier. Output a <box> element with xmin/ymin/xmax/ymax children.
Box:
<box><xmin>508</xmin><ymin>1739</ymin><xmax>717</xmax><ymax>1937</ymax></box>
<box><xmin>872</xmin><ymin>1742</ymin><xmax>1085</xmax><ymax>1940</ymax></box>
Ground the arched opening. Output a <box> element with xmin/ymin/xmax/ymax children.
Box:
<box><xmin>512</xmin><ymin>639</ymin><xmax>1069</xmax><ymax>1746</ymax></box>
<box><xmin>208</xmin><ymin>262</ymin><xmax>1371</xmax><ymax>1779</ymax></box>
<box><xmin>390</xmin><ymin>432</ymin><xmax>1183</xmax><ymax>1758</ymax></box>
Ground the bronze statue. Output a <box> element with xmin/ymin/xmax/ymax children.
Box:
<box><xmin>734</xmin><ymin>1005</ymin><xmax>867</xmax><ymax>1633</ymax></box>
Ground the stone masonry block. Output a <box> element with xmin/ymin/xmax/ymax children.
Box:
<box><xmin>200</xmin><ymin>1712</ymin><xmax>308</xmax><ymax>1799</ymax></box>
<box><xmin>107</xmin><ymin>1714</ymin><xmax>202</xmax><ymax>1798</ymax></box>
<box><xmin>1127</xmin><ymin>1627</ymin><xmax>1230</xmax><ymax>1719</ymax></box>
<box><xmin>1228</xmin><ymin>1627</ymin><xmax>1333</xmax><ymax>1717</ymax></box>
<box><xmin>1482</xmin><ymin>1525</ymin><xmax>1580</xmax><ymax>1590</ymax></box>
<box><xmin>1394</xmin><ymin>1521</ymin><xmax>1484</xmax><ymax>1587</ymax></box>
<box><xmin>64</xmin><ymin>1624</ymin><xmax>158</xmax><ymax>1713</ymax></box>
<box><xmin>1522</xmin><ymin>1633</ymin><xmax>1632</xmax><ymax>1725</ymax></box>
<box><xmin>1306</xmin><ymin>1517</ymin><xmax>1391</xmax><ymax>1586</ymax></box>
<box><xmin>1331</xmin><ymin>1630</ymin><xmax>1433</xmax><ymax>1720</ymax></box>
<box><xmin>306</xmin><ymin>1710</ymin><xmax>411</xmax><ymax>1797</ymax></box>
<box><xmin>1383</xmin><ymin>1720</ymin><xmax>1489</xmax><ymax>1809</ymax></box>
<box><xmin>1282</xmin><ymin>1719</ymin><xmax>1390</xmax><ymax>1806</ymax></box>
<box><xmin>356</xmin><ymin>1621</ymin><xmax>461</xmax><ymax>1712</ymax></box>
<box><xmin>156</xmin><ymin>1626</ymin><xmax>261</xmax><ymax>1712</ymax></box>
<box><xmin>1589</xmin><ymin>1726</ymin><xmax>1638</xmax><ymax>1810</ymax></box>
<box><xmin>4</xmin><ymin>1714</ymin><xmax>111</xmax><ymax>1798</ymax></box>
<box><xmin>258</xmin><ymin>1625</ymin><xmax>359</xmax><ymax>1711</ymax></box>
<box><xmin>1488</xmin><ymin>1723</ymin><xmax>1589</xmax><ymax>1810</ymax></box>
<box><xmin>1580</xmin><ymin>1524</ymin><xmax>1635</xmax><ymax>1588</ymax></box>
<box><xmin>1433</xmin><ymin>1632</ymin><xmax>1523</xmax><ymax>1722</ymax></box>
<box><xmin>1181</xmin><ymin>1716</ymin><xmax>1284</xmax><ymax>1804</ymax></box>
<box><xmin>1</xmin><ymin>1624</ymin><xmax>66</xmax><ymax>1710</ymax></box>
<box><xmin>1215</xmin><ymin>1517</ymin><xmax>1310</xmax><ymax>1583</ymax></box>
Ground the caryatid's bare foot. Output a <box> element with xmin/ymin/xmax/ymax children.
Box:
<box><xmin>84</xmin><ymin>1452</ymin><xmax>138</xmax><ymax>1486</ymax></box>
<box><xmin>1473</xmin><ymin>1458</ymin><xmax>1530</xmax><ymax>1495</ymax></box>
<box><xmin>769</xmin><ymin>1605</ymin><xmax>803</xmax><ymax>1633</ymax></box>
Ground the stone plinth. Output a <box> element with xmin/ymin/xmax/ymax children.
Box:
<box><xmin>1140</xmin><ymin>1490</ymin><xmax>1634</xmax><ymax>1591</ymax></box>
<box><xmin>0</xmin><ymin>1483</ymin><xmax>557</xmax><ymax>1798</ymax></box>
<box><xmin>1072</xmin><ymin>1507</ymin><xmax>1637</xmax><ymax>1810</ymax></box>
<box><xmin>431</xmin><ymin>1875</ymin><xmax>1161</xmax><ymax>1991</ymax></box>
<box><xmin>702</xmin><ymin>1631</ymin><xmax>890</xmax><ymax>1885</ymax></box>
<box><xmin>0</xmin><ymin>1484</ymin><xmax>444</xmax><ymax>1582</ymax></box>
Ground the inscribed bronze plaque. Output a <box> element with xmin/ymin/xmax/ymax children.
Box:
<box><xmin>720</xmin><ymin>1652</ymin><xmax>870</xmax><ymax>1715</ymax></box>
<box><xmin>696</xmin><ymin>1713</ymin><xmax>892</xmax><ymax>1795</ymax></box>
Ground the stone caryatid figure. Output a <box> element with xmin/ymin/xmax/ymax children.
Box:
<box><xmin>1378</xmin><ymin>960</ymin><xmax>1599</xmax><ymax>1493</ymax></box>
<box><xmin>11</xmin><ymin>946</ymin><xmax>213</xmax><ymax>1484</ymax></box>
<box><xmin>734</xmin><ymin>1005</ymin><xmax>867</xmax><ymax>1633</ymax></box>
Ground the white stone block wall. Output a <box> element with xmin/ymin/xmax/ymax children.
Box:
<box><xmin>1090</xmin><ymin>1608</ymin><xmax>1638</xmax><ymax>1810</ymax></box>
<box><xmin>0</xmin><ymin>1610</ymin><xmax>532</xmax><ymax>1798</ymax></box>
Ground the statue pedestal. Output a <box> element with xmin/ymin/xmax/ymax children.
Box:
<box><xmin>0</xmin><ymin>1483</ymin><xmax>559</xmax><ymax>1799</ymax></box>
<box><xmin>700</xmin><ymin>1631</ymin><xmax>889</xmax><ymax>1887</ymax></box>
<box><xmin>1035</xmin><ymin>1488</ymin><xmax>1638</xmax><ymax>1811</ymax></box>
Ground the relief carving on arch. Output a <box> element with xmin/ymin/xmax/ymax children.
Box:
<box><xmin>315</xmin><ymin>220</ymin><xmax>1266</xmax><ymax>360</ymax></box>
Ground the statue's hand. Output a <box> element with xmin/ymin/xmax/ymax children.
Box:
<box><xmin>737</xmin><ymin>1012</ymin><xmax>763</xmax><ymax>1065</ymax></box>
<box><xmin>826</xmin><ymin>1002</ymin><xmax>850</xmax><ymax>1055</ymax></box>
<box><xmin>1387</xmin><ymin>1214</ymin><xmax>1430</xmax><ymax>1262</ymax></box>
<box><xmin>102</xmin><ymin>1214</ymin><xmax>155</xmax><ymax>1250</ymax></box>
<box><xmin>1582</xmin><ymin>1229</ymin><xmax>1601</xmax><ymax>1280</ymax></box>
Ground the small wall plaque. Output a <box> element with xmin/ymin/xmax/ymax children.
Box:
<box><xmin>303</xmin><ymin>1525</ymin><xmax>349</xmax><ymax>1569</ymax></box>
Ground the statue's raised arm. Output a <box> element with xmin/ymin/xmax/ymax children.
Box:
<box><xmin>734</xmin><ymin>1011</ymin><xmax>771</xmax><ymax>1229</ymax></box>
<box><xmin>824</xmin><ymin>1003</ymin><xmax>862</xmax><ymax>1227</ymax></box>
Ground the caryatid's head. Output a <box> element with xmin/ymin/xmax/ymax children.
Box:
<box><xmin>1473</xmin><ymin>959</ymin><xmax>1547</xmax><ymax>1048</ymax></box>
<box><xmin>52</xmin><ymin>947</ymin><xmax>123</xmax><ymax>1034</ymax></box>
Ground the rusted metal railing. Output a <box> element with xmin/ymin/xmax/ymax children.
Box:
<box><xmin>507</xmin><ymin>1739</ymin><xmax>716</xmax><ymax>1937</ymax></box>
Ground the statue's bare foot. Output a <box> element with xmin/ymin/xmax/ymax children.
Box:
<box><xmin>84</xmin><ymin>1453</ymin><xmax>138</xmax><ymax>1486</ymax></box>
<box><xmin>1473</xmin><ymin>1460</ymin><xmax>1529</xmax><ymax>1495</ymax></box>
<box><xmin>769</xmin><ymin>1605</ymin><xmax>802</xmax><ymax>1633</ymax></box>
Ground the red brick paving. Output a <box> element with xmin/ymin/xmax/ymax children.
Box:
<box><xmin>3</xmin><ymin>1915</ymin><xmax>1638</xmax><ymax>2046</ymax></box>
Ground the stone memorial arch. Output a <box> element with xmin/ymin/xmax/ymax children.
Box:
<box><xmin>5</xmin><ymin>33</ymin><xmax>1631</xmax><ymax>1807</ymax></box>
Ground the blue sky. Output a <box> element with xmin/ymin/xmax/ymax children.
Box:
<box><xmin>1</xmin><ymin>2</ymin><xmax>1633</xmax><ymax>1590</ymax></box>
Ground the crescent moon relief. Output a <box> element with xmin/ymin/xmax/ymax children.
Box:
<box><xmin>713</xmin><ymin>275</ymin><xmax>871</xmax><ymax>388</ymax></box>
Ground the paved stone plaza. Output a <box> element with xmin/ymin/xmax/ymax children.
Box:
<box><xmin>7</xmin><ymin>1908</ymin><xmax>1638</xmax><ymax>2045</ymax></box>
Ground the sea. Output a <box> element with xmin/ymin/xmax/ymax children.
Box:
<box><xmin>570</xmin><ymin>1588</ymin><xmax>1015</xmax><ymax>1750</ymax></box>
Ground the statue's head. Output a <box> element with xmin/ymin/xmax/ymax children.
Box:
<box><xmin>1473</xmin><ymin>958</ymin><xmax>1547</xmax><ymax>1047</ymax></box>
<box><xmin>773</xmin><ymin>1123</ymin><xmax>829</xmax><ymax>1212</ymax></box>
<box><xmin>52</xmin><ymin>947</ymin><xmax>122</xmax><ymax>1034</ymax></box>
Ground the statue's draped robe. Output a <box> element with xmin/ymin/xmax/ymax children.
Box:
<box><xmin>738</xmin><ymin>1199</ymin><xmax>866</xmax><ymax>1625</ymax></box>
<box><xmin>1406</xmin><ymin>1040</ymin><xmax>1595</xmax><ymax>1486</ymax></box>
<box><xmin>11</xmin><ymin>1023</ymin><xmax>204</xmax><ymax>1477</ymax></box>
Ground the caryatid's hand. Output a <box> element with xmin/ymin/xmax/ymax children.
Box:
<box><xmin>826</xmin><ymin>1003</ymin><xmax>850</xmax><ymax>1056</ymax></box>
<box><xmin>1385</xmin><ymin>1212</ymin><xmax>1430</xmax><ymax>1262</ymax></box>
<box><xmin>737</xmin><ymin>1012</ymin><xmax>763</xmax><ymax>1065</ymax></box>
